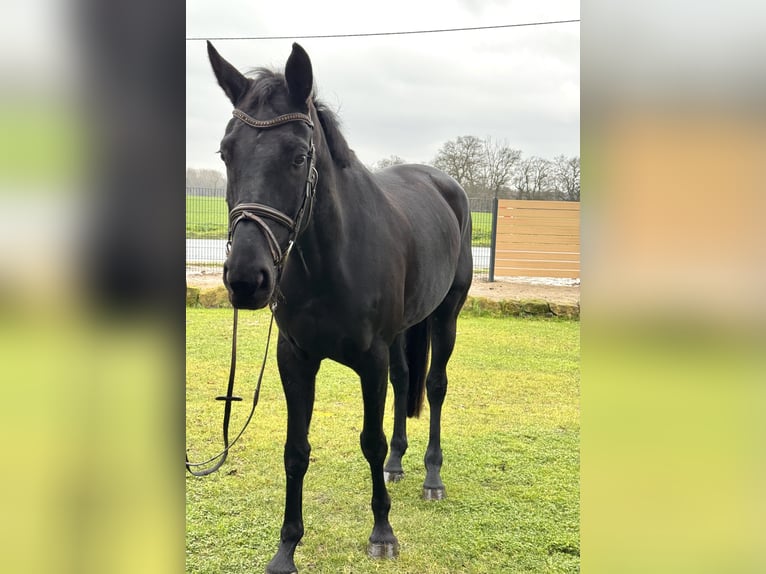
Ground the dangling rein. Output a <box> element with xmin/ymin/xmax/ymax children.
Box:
<box><xmin>186</xmin><ymin>107</ymin><xmax>317</xmax><ymax>476</ymax></box>
<box><xmin>185</xmin><ymin>310</ymin><xmax>275</xmax><ymax>476</ymax></box>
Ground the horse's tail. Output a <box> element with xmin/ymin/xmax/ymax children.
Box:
<box><xmin>405</xmin><ymin>317</ymin><xmax>432</xmax><ymax>418</ymax></box>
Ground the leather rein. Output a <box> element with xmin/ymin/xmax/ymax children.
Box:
<box><xmin>186</xmin><ymin>107</ymin><xmax>318</xmax><ymax>477</ymax></box>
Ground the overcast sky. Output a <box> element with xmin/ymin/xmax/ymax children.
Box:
<box><xmin>186</xmin><ymin>0</ymin><xmax>579</xmax><ymax>173</ymax></box>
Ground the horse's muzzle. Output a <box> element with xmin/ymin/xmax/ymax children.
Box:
<box><xmin>223</xmin><ymin>263</ymin><xmax>274</xmax><ymax>310</ymax></box>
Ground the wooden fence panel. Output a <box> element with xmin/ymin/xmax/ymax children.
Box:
<box><xmin>494</xmin><ymin>200</ymin><xmax>580</xmax><ymax>279</ymax></box>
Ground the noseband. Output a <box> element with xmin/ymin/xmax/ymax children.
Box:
<box><xmin>227</xmin><ymin>108</ymin><xmax>319</xmax><ymax>272</ymax></box>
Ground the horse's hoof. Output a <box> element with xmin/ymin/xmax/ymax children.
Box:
<box><xmin>265</xmin><ymin>552</ymin><xmax>298</xmax><ymax>574</ymax></box>
<box><xmin>384</xmin><ymin>470</ymin><xmax>405</xmax><ymax>483</ymax></box>
<box><xmin>367</xmin><ymin>540</ymin><xmax>399</xmax><ymax>559</ymax></box>
<box><xmin>422</xmin><ymin>486</ymin><xmax>446</xmax><ymax>501</ymax></box>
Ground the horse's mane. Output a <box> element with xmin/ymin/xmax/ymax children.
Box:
<box><xmin>312</xmin><ymin>101</ymin><xmax>354</xmax><ymax>169</ymax></box>
<box><xmin>244</xmin><ymin>67</ymin><xmax>355</xmax><ymax>169</ymax></box>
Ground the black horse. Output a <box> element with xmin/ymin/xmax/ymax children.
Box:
<box><xmin>206</xmin><ymin>42</ymin><xmax>472</xmax><ymax>574</ymax></box>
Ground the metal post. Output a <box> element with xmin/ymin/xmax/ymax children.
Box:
<box><xmin>488</xmin><ymin>197</ymin><xmax>498</xmax><ymax>282</ymax></box>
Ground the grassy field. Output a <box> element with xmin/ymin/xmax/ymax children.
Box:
<box><xmin>186</xmin><ymin>308</ymin><xmax>579</xmax><ymax>573</ymax></box>
<box><xmin>186</xmin><ymin>195</ymin><xmax>229</xmax><ymax>239</ymax></box>
<box><xmin>186</xmin><ymin>195</ymin><xmax>493</xmax><ymax>246</ymax></box>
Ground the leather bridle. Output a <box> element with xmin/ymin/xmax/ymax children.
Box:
<box><xmin>186</xmin><ymin>107</ymin><xmax>319</xmax><ymax>477</ymax></box>
<box><xmin>226</xmin><ymin>108</ymin><xmax>319</xmax><ymax>274</ymax></box>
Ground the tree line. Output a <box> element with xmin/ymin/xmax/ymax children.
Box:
<box><xmin>374</xmin><ymin>136</ymin><xmax>579</xmax><ymax>201</ymax></box>
<box><xmin>186</xmin><ymin>168</ymin><xmax>226</xmax><ymax>195</ymax></box>
<box><xmin>187</xmin><ymin>135</ymin><xmax>579</xmax><ymax>202</ymax></box>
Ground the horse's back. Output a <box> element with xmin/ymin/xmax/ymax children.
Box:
<box><xmin>375</xmin><ymin>164</ymin><xmax>470</xmax><ymax>234</ymax></box>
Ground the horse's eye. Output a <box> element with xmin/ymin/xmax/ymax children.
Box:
<box><xmin>293</xmin><ymin>154</ymin><xmax>307</xmax><ymax>167</ymax></box>
<box><xmin>217</xmin><ymin>149</ymin><xmax>228</xmax><ymax>163</ymax></box>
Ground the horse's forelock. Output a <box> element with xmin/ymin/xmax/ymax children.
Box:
<box><xmin>241</xmin><ymin>68</ymin><xmax>285</xmax><ymax>110</ymax></box>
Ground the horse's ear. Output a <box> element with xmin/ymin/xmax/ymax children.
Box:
<box><xmin>207</xmin><ymin>41</ymin><xmax>249</xmax><ymax>105</ymax></box>
<box><xmin>285</xmin><ymin>43</ymin><xmax>313</xmax><ymax>106</ymax></box>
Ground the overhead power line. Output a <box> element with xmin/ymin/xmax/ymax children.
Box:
<box><xmin>186</xmin><ymin>19</ymin><xmax>580</xmax><ymax>41</ymax></box>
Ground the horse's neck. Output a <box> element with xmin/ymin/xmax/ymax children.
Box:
<box><xmin>291</xmin><ymin>161</ymin><xmax>378</xmax><ymax>283</ymax></box>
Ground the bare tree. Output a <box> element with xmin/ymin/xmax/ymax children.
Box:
<box><xmin>383</xmin><ymin>135</ymin><xmax>577</xmax><ymax>202</ymax></box>
<box><xmin>529</xmin><ymin>156</ymin><xmax>553</xmax><ymax>199</ymax></box>
<box><xmin>186</xmin><ymin>168</ymin><xmax>226</xmax><ymax>191</ymax></box>
<box><xmin>433</xmin><ymin>135</ymin><xmax>484</xmax><ymax>193</ymax></box>
<box><xmin>510</xmin><ymin>156</ymin><xmax>553</xmax><ymax>199</ymax></box>
<box><xmin>433</xmin><ymin>135</ymin><xmax>523</xmax><ymax>199</ymax></box>
<box><xmin>371</xmin><ymin>155</ymin><xmax>406</xmax><ymax>171</ymax></box>
<box><xmin>552</xmin><ymin>155</ymin><xmax>580</xmax><ymax>201</ymax></box>
<box><xmin>510</xmin><ymin>157</ymin><xmax>534</xmax><ymax>199</ymax></box>
<box><xmin>480</xmin><ymin>137</ymin><xmax>521</xmax><ymax>199</ymax></box>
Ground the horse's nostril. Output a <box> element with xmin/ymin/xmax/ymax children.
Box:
<box><xmin>226</xmin><ymin>268</ymin><xmax>271</xmax><ymax>309</ymax></box>
<box><xmin>227</xmin><ymin>270</ymin><xmax>267</xmax><ymax>295</ymax></box>
<box><xmin>228</xmin><ymin>280</ymin><xmax>256</xmax><ymax>297</ymax></box>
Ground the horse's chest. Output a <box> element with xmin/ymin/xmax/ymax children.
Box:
<box><xmin>276</xmin><ymin>301</ymin><xmax>377</xmax><ymax>361</ymax></box>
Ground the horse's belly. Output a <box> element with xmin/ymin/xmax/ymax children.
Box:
<box><xmin>402</xmin><ymin>231</ymin><xmax>461</xmax><ymax>325</ymax></box>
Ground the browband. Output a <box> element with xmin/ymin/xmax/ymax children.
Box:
<box><xmin>232</xmin><ymin>109</ymin><xmax>314</xmax><ymax>130</ymax></box>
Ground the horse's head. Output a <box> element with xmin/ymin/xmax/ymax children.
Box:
<box><xmin>208</xmin><ymin>42</ymin><xmax>317</xmax><ymax>309</ymax></box>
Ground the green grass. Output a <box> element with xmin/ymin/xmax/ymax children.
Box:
<box><xmin>186</xmin><ymin>195</ymin><xmax>228</xmax><ymax>239</ymax></box>
<box><xmin>470</xmin><ymin>211</ymin><xmax>493</xmax><ymax>247</ymax></box>
<box><xmin>186</xmin><ymin>194</ymin><xmax>494</xmax><ymax>247</ymax></box>
<box><xmin>186</xmin><ymin>309</ymin><xmax>579</xmax><ymax>573</ymax></box>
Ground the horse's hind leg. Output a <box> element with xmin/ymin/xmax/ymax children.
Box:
<box><xmin>266</xmin><ymin>335</ymin><xmax>320</xmax><ymax>574</ymax></box>
<box><xmin>422</xmin><ymin>286</ymin><xmax>467</xmax><ymax>501</ymax></box>
<box><xmin>384</xmin><ymin>334</ymin><xmax>408</xmax><ymax>483</ymax></box>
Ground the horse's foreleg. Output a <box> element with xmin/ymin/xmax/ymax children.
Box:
<box><xmin>266</xmin><ymin>336</ymin><xmax>319</xmax><ymax>574</ymax></box>
<box><xmin>384</xmin><ymin>334</ymin><xmax>408</xmax><ymax>483</ymax></box>
<box><xmin>357</xmin><ymin>342</ymin><xmax>399</xmax><ymax>559</ymax></box>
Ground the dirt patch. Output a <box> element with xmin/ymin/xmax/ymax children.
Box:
<box><xmin>186</xmin><ymin>269</ymin><xmax>225</xmax><ymax>290</ymax></box>
<box><xmin>468</xmin><ymin>277</ymin><xmax>579</xmax><ymax>306</ymax></box>
<box><xmin>186</xmin><ymin>270</ymin><xmax>579</xmax><ymax>307</ymax></box>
